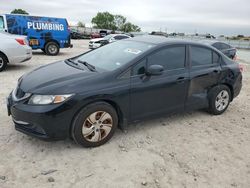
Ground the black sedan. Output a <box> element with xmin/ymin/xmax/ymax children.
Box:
<box><xmin>201</xmin><ymin>40</ymin><xmax>237</xmax><ymax>59</ymax></box>
<box><xmin>7</xmin><ymin>36</ymin><xmax>242</xmax><ymax>147</ymax></box>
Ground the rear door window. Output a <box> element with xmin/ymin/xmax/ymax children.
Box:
<box><xmin>190</xmin><ymin>46</ymin><xmax>213</xmax><ymax>66</ymax></box>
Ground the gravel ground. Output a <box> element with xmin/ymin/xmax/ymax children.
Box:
<box><xmin>0</xmin><ymin>40</ymin><xmax>250</xmax><ymax>188</ymax></box>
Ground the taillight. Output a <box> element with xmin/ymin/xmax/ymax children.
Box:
<box><xmin>15</xmin><ymin>38</ymin><xmax>26</xmax><ymax>45</ymax></box>
<box><xmin>238</xmin><ymin>64</ymin><xmax>244</xmax><ymax>73</ymax></box>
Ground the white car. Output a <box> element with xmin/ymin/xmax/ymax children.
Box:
<box><xmin>89</xmin><ymin>34</ymin><xmax>131</xmax><ymax>49</ymax></box>
<box><xmin>0</xmin><ymin>32</ymin><xmax>32</xmax><ymax>72</ymax></box>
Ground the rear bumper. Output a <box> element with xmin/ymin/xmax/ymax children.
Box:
<box><xmin>9</xmin><ymin>48</ymin><xmax>32</xmax><ymax>64</ymax></box>
<box><xmin>233</xmin><ymin>74</ymin><xmax>242</xmax><ymax>99</ymax></box>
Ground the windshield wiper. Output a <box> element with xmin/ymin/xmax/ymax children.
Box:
<box><xmin>78</xmin><ymin>60</ymin><xmax>97</xmax><ymax>72</ymax></box>
<box><xmin>65</xmin><ymin>58</ymin><xmax>85</xmax><ymax>70</ymax></box>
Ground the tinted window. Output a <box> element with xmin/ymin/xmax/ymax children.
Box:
<box><xmin>147</xmin><ymin>46</ymin><xmax>185</xmax><ymax>70</ymax></box>
<box><xmin>212</xmin><ymin>43</ymin><xmax>221</xmax><ymax>50</ymax></box>
<box><xmin>132</xmin><ymin>59</ymin><xmax>146</xmax><ymax>75</ymax></box>
<box><xmin>191</xmin><ymin>46</ymin><xmax>212</xmax><ymax>66</ymax></box>
<box><xmin>0</xmin><ymin>16</ymin><xmax>4</xmax><ymax>31</ymax></box>
<box><xmin>77</xmin><ymin>41</ymin><xmax>155</xmax><ymax>71</ymax></box>
<box><xmin>220</xmin><ymin>43</ymin><xmax>231</xmax><ymax>50</ymax></box>
<box><xmin>213</xmin><ymin>52</ymin><xmax>220</xmax><ymax>64</ymax></box>
<box><xmin>115</xmin><ymin>35</ymin><xmax>129</xmax><ymax>40</ymax></box>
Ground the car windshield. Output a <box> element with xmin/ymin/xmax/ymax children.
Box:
<box><xmin>103</xmin><ymin>35</ymin><xmax>113</xmax><ymax>40</ymax></box>
<box><xmin>76</xmin><ymin>40</ymin><xmax>155</xmax><ymax>71</ymax></box>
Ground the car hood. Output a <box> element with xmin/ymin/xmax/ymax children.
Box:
<box><xmin>19</xmin><ymin>60</ymin><xmax>102</xmax><ymax>94</ymax></box>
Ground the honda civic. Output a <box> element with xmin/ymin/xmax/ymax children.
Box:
<box><xmin>7</xmin><ymin>36</ymin><xmax>242</xmax><ymax>147</ymax></box>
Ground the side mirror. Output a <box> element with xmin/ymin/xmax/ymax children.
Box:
<box><xmin>146</xmin><ymin>65</ymin><xmax>164</xmax><ymax>76</ymax></box>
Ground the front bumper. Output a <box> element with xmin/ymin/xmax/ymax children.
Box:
<box><xmin>7</xmin><ymin>94</ymin><xmax>75</xmax><ymax>141</ymax></box>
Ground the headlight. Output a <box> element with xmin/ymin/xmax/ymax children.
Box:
<box><xmin>28</xmin><ymin>94</ymin><xmax>73</xmax><ymax>105</ymax></box>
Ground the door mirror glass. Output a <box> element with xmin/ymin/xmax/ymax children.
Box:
<box><xmin>146</xmin><ymin>65</ymin><xmax>164</xmax><ymax>76</ymax></box>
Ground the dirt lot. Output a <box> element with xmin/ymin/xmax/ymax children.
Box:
<box><xmin>0</xmin><ymin>40</ymin><xmax>250</xmax><ymax>188</ymax></box>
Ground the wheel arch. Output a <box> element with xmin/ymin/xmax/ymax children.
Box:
<box><xmin>44</xmin><ymin>39</ymin><xmax>60</xmax><ymax>49</ymax></box>
<box><xmin>69</xmin><ymin>98</ymin><xmax>125</xmax><ymax>137</ymax></box>
<box><xmin>209</xmin><ymin>83</ymin><xmax>233</xmax><ymax>101</ymax></box>
<box><xmin>0</xmin><ymin>51</ymin><xmax>9</xmax><ymax>63</ymax></box>
<box><xmin>221</xmin><ymin>83</ymin><xmax>234</xmax><ymax>101</ymax></box>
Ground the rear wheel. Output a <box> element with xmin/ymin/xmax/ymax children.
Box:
<box><xmin>71</xmin><ymin>102</ymin><xmax>118</xmax><ymax>147</ymax></box>
<box><xmin>0</xmin><ymin>54</ymin><xmax>8</xmax><ymax>72</ymax></box>
<box><xmin>208</xmin><ymin>85</ymin><xmax>231</xmax><ymax>115</ymax></box>
<box><xmin>45</xmin><ymin>42</ymin><xmax>59</xmax><ymax>56</ymax></box>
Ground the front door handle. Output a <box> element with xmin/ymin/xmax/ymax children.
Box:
<box><xmin>213</xmin><ymin>69</ymin><xmax>220</xmax><ymax>74</ymax></box>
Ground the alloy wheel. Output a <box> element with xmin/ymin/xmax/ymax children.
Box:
<box><xmin>215</xmin><ymin>90</ymin><xmax>230</xmax><ymax>111</ymax></box>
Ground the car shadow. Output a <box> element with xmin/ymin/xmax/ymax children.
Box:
<box><xmin>16</xmin><ymin>110</ymin><xmax>211</xmax><ymax>150</ymax></box>
<box><xmin>6</xmin><ymin>64</ymin><xmax>30</xmax><ymax>72</ymax></box>
<box><xmin>32</xmin><ymin>51</ymin><xmax>68</xmax><ymax>56</ymax></box>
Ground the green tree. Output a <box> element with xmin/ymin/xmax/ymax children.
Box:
<box><xmin>77</xmin><ymin>21</ymin><xmax>85</xmax><ymax>28</ymax></box>
<box><xmin>91</xmin><ymin>12</ymin><xmax>116</xmax><ymax>30</ymax></box>
<box><xmin>114</xmin><ymin>15</ymin><xmax>126</xmax><ymax>31</ymax></box>
<box><xmin>11</xmin><ymin>9</ymin><xmax>29</xmax><ymax>15</ymax></box>
<box><xmin>121</xmin><ymin>22</ymin><xmax>141</xmax><ymax>32</ymax></box>
<box><xmin>91</xmin><ymin>12</ymin><xmax>141</xmax><ymax>32</ymax></box>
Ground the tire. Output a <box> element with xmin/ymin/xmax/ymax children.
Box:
<box><xmin>0</xmin><ymin>53</ymin><xmax>8</xmax><ymax>72</ymax></box>
<box><xmin>208</xmin><ymin>85</ymin><xmax>231</xmax><ymax>115</ymax></box>
<box><xmin>71</xmin><ymin>102</ymin><xmax>118</xmax><ymax>147</ymax></box>
<box><xmin>45</xmin><ymin>42</ymin><xmax>59</xmax><ymax>56</ymax></box>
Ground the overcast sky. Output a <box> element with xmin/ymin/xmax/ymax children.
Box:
<box><xmin>1</xmin><ymin>0</ymin><xmax>250</xmax><ymax>36</ymax></box>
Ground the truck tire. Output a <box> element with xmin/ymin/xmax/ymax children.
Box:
<box><xmin>45</xmin><ymin>42</ymin><xmax>59</xmax><ymax>56</ymax></box>
<box><xmin>0</xmin><ymin>54</ymin><xmax>8</xmax><ymax>72</ymax></box>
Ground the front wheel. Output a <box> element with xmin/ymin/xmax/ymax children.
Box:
<box><xmin>45</xmin><ymin>42</ymin><xmax>59</xmax><ymax>56</ymax></box>
<box><xmin>71</xmin><ymin>102</ymin><xmax>118</xmax><ymax>147</ymax></box>
<box><xmin>208</xmin><ymin>85</ymin><xmax>231</xmax><ymax>115</ymax></box>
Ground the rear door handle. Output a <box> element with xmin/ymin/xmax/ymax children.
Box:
<box><xmin>176</xmin><ymin>77</ymin><xmax>186</xmax><ymax>83</ymax></box>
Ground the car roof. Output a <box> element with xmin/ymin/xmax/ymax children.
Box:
<box><xmin>126</xmin><ymin>35</ymin><xmax>213</xmax><ymax>48</ymax></box>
